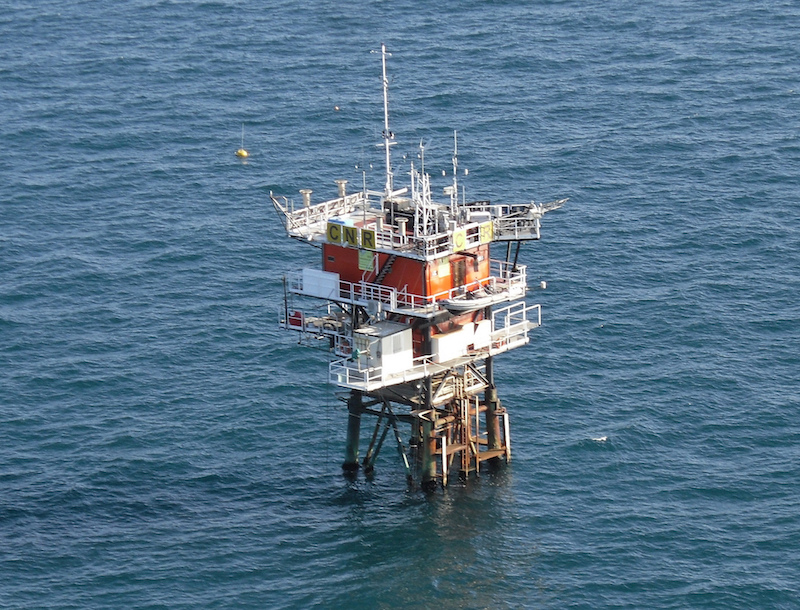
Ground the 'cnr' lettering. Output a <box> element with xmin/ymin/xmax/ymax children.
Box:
<box><xmin>326</xmin><ymin>222</ymin><xmax>377</xmax><ymax>250</ymax></box>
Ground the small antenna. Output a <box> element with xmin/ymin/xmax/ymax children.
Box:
<box><xmin>451</xmin><ymin>130</ymin><xmax>459</xmax><ymax>212</ymax></box>
<box><xmin>372</xmin><ymin>43</ymin><xmax>395</xmax><ymax>198</ymax></box>
<box><xmin>235</xmin><ymin>123</ymin><xmax>249</xmax><ymax>158</ymax></box>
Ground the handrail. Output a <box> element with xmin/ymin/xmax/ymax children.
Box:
<box><xmin>326</xmin><ymin>302</ymin><xmax>542</xmax><ymax>391</ymax></box>
<box><xmin>274</xmin><ymin>191</ymin><xmax>494</xmax><ymax>256</ymax></box>
<box><xmin>488</xmin><ymin>302</ymin><xmax>540</xmax><ymax>354</ymax></box>
<box><xmin>329</xmin><ymin>353</ymin><xmax>439</xmax><ymax>390</ymax></box>
<box><xmin>274</xmin><ymin>191</ymin><xmax>561</xmax><ymax>250</ymax></box>
<box><xmin>273</xmin><ymin>192</ymin><xmax>372</xmax><ymax>239</ymax></box>
<box><xmin>286</xmin><ymin>261</ymin><xmax>526</xmax><ymax>315</ymax></box>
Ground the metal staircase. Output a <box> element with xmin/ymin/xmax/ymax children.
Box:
<box><xmin>373</xmin><ymin>253</ymin><xmax>397</xmax><ymax>284</ymax></box>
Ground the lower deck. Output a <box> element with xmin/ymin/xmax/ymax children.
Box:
<box><xmin>283</xmin><ymin>301</ymin><xmax>540</xmax><ymax>392</ymax></box>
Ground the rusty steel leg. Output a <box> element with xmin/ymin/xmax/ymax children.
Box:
<box><xmin>485</xmin><ymin>357</ymin><xmax>502</xmax><ymax>454</ymax></box>
<box><xmin>420</xmin><ymin>418</ymin><xmax>437</xmax><ymax>492</ymax></box>
<box><xmin>485</xmin><ymin>387</ymin><xmax>502</xmax><ymax>453</ymax></box>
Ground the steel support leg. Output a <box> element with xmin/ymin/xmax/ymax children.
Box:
<box><xmin>421</xmin><ymin>418</ymin><xmax>437</xmax><ymax>491</ymax></box>
<box><xmin>342</xmin><ymin>390</ymin><xmax>362</xmax><ymax>472</ymax></box>
<box><xmin>420</xmin><ymin>376</ymin><xmax>437</xmax><ymax>491</ymax></box>
<box><xmin>485</xmin><ymin>387</ymin><xmax>502</xmax><ymax>453</ymax></box>
<box><xmin>485</xmin><ymin>357</ymin><xmax>502</xmax><ymax>454</ymax></box>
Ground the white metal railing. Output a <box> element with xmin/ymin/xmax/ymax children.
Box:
<box><xmin>272</xmin><ymin>192</ymin><xmax>373</xmax><ymax>239</ymax></box>
<box><xmin>489</xmin><ymin>302</ymin><xmax>541</xmax><ymax>355</ymax></box>
<box><xmin>492</xmin><ymin>216</ymin><xmax>541</xmax><ymax>241</ymax></box>
<box><xmin>279</xmin><ymin>303</ymin><xmax>356</xmax><ymax>354</ymax></box>
<box><xmin>327</xmin><ymin>302</ymin><xmax>542</xmax><ymax>391</ymax></box>
<box><xmin>462</xmin><ymin>199</ymin><xmax>567</xmax><ymax>242</ymax></box>
<box><xmin>329</xmin><ymin>353</ymin><xmax>439</xmax><ymax>390</ymax></box>
<box><xmin>363</xmin><ymin>221</ymin><xmax>478</xmax><ymax>258</ymax></box>
<box><xmin>274</xmin><ymin>190</ymin><xmax>562</xmax><ymax>251</ymax></box>
<box><xmin>431</xmin><ymin>362</ymin><xmax>489</xmax><ymax>403</ymax></box>
<box><xmin>287</xmin><ymin>261</ymin><xmax>526</xmax><ymax>316</ymax></box>
<box><xmin>337</xmin><ymin>279</ymin><xmax>399</xmax><ymax>310</ymax></box>
<box><xmin>282</xmin><ymin>300</ymin><xmax>541</xmax><ymax>354</ymax></box>
<box><xmin>463</xmin><ymin>201</ymin><xmax>541</xmax><ymax>240</ymax></box>
<box><xmin>274</xmin><ymin>191</ymin><xmax>489</xmax><ymax>258</ymax></box>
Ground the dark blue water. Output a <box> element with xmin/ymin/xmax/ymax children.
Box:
<box><xmin>2</xmin><ymin>1</ymin><xmax>799</xmax><ymax>608</ymax></box>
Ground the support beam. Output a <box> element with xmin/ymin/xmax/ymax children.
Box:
<box><xmin>511</xmin><ymin>241</ymin><xmax>522</xmax><ymax>273</ymax></box>
<box><xmin>362</xmin><ymin>402</ymin><xmax>388</xmax><ymax>473</ymax></box>
<box><xmin>363</xmin><ymin>420</ymin><xmax>391</xmax><ymax>474</ymax></box>
<box><xmin>389</xmin><ymin>416</ymin><xmax>413</xmax><ymax>484</ymax></box>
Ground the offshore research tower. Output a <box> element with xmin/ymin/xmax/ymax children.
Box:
<box><xmin>271</xmin><ymin>45</ymin><xmax>564</xmax><ymax>490</ymax></box>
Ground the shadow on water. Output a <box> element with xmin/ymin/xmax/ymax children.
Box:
<box><xmin>309</xmin><ymin>464</ymin><xmax>557</xmax><ymax>609</ymax></box>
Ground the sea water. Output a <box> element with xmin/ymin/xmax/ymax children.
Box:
<box><xmin>2</xmin><ymin>1</ymin><xmax>799</xmax><ymax>608</ymax></box>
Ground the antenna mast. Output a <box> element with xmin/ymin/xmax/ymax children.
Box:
<box><xmin>379</xmin><ymin>43</ymin><xmax>394</xmax><ymax>198</ymax></box>
<box><xmin>451</xmin><ymin>130</ymin><xmax>459</xmax><ymax>212</ymax></box>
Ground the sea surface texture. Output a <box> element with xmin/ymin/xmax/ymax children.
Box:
<box><xmin>2</xmin><ymin>1</ymin><xmax>799</xmax><ymax>608</ymax></box>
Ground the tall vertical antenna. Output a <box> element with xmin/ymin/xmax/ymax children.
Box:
<box><xmin>451</xmin><ymin>130</ymin><xmax>459</xmax><ymax>212</ymax></box>
<box><xmin>379</xmin><ymin>43</ymin><xmax>394</xmax><ymax>198</ymax></box>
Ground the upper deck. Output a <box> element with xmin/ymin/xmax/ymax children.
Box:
<box><xmin>270</xmin><ymin>188</ymin><xmax>565</xmax><ymax>262</ymax></box>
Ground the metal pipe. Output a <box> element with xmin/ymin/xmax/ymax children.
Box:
<box><xmin>485</xmin><ymin>387</ymin><xmax>502</xmax><ymax>453</ymax></box>
<box><xmin>512</xmin><ymin>241</ymin><xmax>522</xmax><ymax>272</ymax></box>
<box><xmin>421</xmin><ymin>419</ymin><xmax>436</xmax><ymax>491</ymax></box>
<box><xmin>485</xmin><ymin>356</ymin><xmax>501</xmax><ymax>453</ymax></box>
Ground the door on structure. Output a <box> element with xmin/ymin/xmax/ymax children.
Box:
<box><xmin>452</xmin><ymin>258</ymin><xmax>467</xmax><ymax>290</ymax></box>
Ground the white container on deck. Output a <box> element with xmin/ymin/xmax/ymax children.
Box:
<box><xmin>431</xmin><ymin>324</ymin><xmax>474</xmax><ymax>363</ymax></box>
<box><xmin>353</xmin><ymin>321</ymin><xmax>413</xmax><ymax>381</ymax></box>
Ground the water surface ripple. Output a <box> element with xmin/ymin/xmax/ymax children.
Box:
<box><xmin>2</xmin><ymin>1</ymin><xmax>799</xmax><ymax>608</ymax></box>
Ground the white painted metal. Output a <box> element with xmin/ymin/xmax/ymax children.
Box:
<box><xmin>441</xmin><ymin>436</ymin><xmax>448</xmax><ymax>486</ymax></box>
<box><xmin>503</xmin><ymin>412</ymin><xmax>512</xmax><ymax>462</ymax></box>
